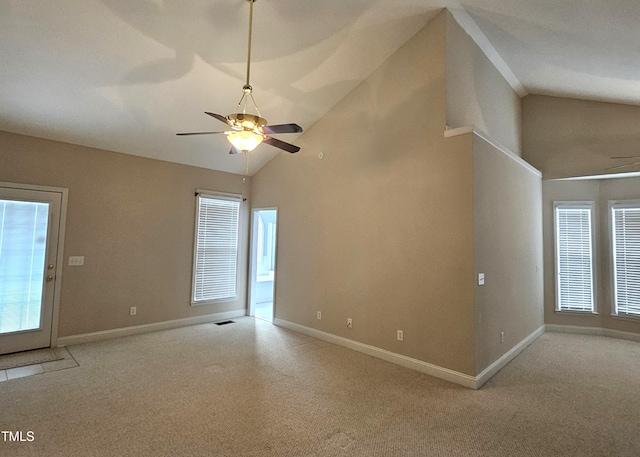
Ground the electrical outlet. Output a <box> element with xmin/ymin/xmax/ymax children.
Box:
<box><xmin>397</xmin><ymin>329</ymin><xmax>404</xmax><ymax>342</ymax></box>
<box><xmin>130</xmin><ymin>307</ymin><xmax>137</xmax><ymax>316</ymax></box>
<box><xmin>68</xmin><ymin>256</ymin><xmax>84</xmax><ymax>266</ymax></box>
<box><xmin>500</xmin><ymin>331</ymin><xmax>504</xmax><ymax>344</ymax></box>
<box><xmin>347</xmin><ymin>318</ymin><xmax>352</xmax><ymax>328</ymax></box>
<box><xmin>317</xmin><ymin>311</ymin><xmax>322</xmax><ymax>320</ymax></box>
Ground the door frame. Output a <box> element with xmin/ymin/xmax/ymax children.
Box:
<box><xmin>0</xmin><ymin>181</ymin><xmax>68</xmax><ymax>349</ymax></box>
<box><xmin>248</xmin><ymin>207</ymin><xmax>278</xmax><ymax>320</ymax></box>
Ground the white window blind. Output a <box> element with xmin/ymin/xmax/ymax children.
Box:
<box><xmin>0</xmin><ymin>200</ymin><xmax>49</xmax><ymax>333</ymax></box>
<box><xmin>192</xmin><ymin>193</ymin><xmax>241</xmax><ymax>303</ymax></box>
<box><xmin>554</xmin><ymin>204</ymin><xmax>595</xmax><ymax>312</ymax></box>
<box><xmin>612</xmin><ymin>205</ymin><xmax>640</xmax><ymax>317</ymax></box>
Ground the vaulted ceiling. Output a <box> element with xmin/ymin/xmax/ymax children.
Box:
<box><xmin>2</xmin><ymin>0</ymin><xmax>639</xmax><ymax>175</ymax></box>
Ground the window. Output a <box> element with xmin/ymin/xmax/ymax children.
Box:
<box><xmin>554</xmin><ymin>203</ymin><xmax>595</xmax><ymax>312</ymax></box>
<box><xmin>192</xmin><ymin>192</ymin><xmax>242</xmax><ymax>304</ymax></box>
<box><xmin>611</xmin><ymin>202</ymin><xmax>640</xmax><ymax>317</ymax></box>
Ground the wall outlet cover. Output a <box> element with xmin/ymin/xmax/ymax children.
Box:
<box><xmin>68</xmin><ymin>256</ymin><xmax>85</xmax><ymax>266</ymax></box>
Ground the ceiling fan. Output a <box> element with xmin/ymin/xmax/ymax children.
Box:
<box><xmin>177</xmin><ymin>0</ymin><xmax>302</xmax><ymax>156</ymax></box>
<box><xmin>605</xmin><ymin>156</ymin><xmax>640</xmax><ymax>171</ymax></box>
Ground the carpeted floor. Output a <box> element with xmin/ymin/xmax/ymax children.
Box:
<box><xmin>1</xmin><ymin>317</ymin><xmax>639</xmax><ymax>456</ymax></box>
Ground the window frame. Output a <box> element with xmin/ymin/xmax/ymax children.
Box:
<box><xmin>609</xmin><ymin>200</ymin><xmax>640</xmax><ymax>320</ymax></box>
<box><xmin>553</xmin><ymin>201</ymin><xmax>597</xmax><ymax>314</ymax></box>
<box><xmin>191</xmin><ymin>190</ymin><xmax>243</xmax><ymax>306</ymax></box>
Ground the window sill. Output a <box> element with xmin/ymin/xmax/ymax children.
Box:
<box><xmin>191</xmin><ymin>297</ymin><xmax>238</xmax><ymax>306</ymax></box>
<box><xmin>555</xmin><ymin>310</ymin><xmax>599</xmax><ymax>316</ymax></box>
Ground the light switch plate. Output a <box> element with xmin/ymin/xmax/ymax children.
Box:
<box><xmin>478</xmin><ymin>273</ymin><xmax>485</xmax><ymax>285</ymax></box>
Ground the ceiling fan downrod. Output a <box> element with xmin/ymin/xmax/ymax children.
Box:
<box><xmin>236</xmin><ymin>0</ymin><xmax>261</xmax><ymax>118</ymax></box>
<box><xmin>245</xmin><ymin>0</ymin><xmax>256</xmax><ymax>88</ymax></box>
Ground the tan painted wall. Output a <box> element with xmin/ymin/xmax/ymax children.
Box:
<box><xmin>473</xmin><ymin>135</ymin><xmax>544</xmax><ymax>373</ymax></box>
<box><xmin>0</xmin><ymin>130</ymin><xmax>250</xmax><ymax>337</ymax></box>
<box><xmin>523</xmin><ymin>95</ymin><xmax>640</xmax><ymax>179</ymax></box>
<box><xmin>251</xmin><ymin>12</ymin><xmax>477</xmax><ymax>375</ymax></box>
<box><xmin>445</xmin><ymin>12</ymin><xmax>522</xmax><ymax>156</ymax></box>
<box><xmin>542</xmin><ymin>177</ymin><xmax>640</xmax><ymax>336</ymax></box>
<box><xmin>0</xmin><ymin>8</ymin><xmax>554</xmax><ymax>376</ymax></box>
<box><xmin>530</xmin><ymin>92</ymin><xmax>640</xmax><ymax>336</ymax></box>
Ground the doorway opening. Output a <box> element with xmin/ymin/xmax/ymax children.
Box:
<box><xmin>0</xmin><ymin>183</ymin><xmax>67</xmax><ymax>355</ymax></box>
<box><xmin>249</xmin><ymin>209</ymin><xmax>277</xmax><ymax>322</ymax></box>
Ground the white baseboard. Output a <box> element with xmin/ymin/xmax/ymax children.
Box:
<box><xmin>274</xmin><ymin>318</ymin><xmax>478</xmax><ymax>389</ymax></box>
<box><xmin>56</xmin><ymin>310</ymin><xmax>246</xmax><ymax>346</ymax></box>
<box><xmin>546</xmin><ymin>324</ymin><xmax>640</xmax><ymax>343</ymax></box>
<box><xmin>475</xmin><ymin>324</ymin><xmax>546</xmax><ymax>389</ymax></box>
<box><xmin>274</xmin><ymin>319</ymin><xmax>546</xmax><ymax>390</ymax></box>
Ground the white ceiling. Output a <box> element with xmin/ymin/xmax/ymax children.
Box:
<box><xmin>2</xmin><ymin>0</ymin><xmax>639</xmax><ymax>175</ymax></box>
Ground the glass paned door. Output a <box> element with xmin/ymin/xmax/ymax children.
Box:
<box><xmin>0</xmin><ymin>200</ymin><xmax>50</xmax><ymax>334</ymax></box>
<box><xmin>0</xmin><ymin>186</ymin><xmax>62</xmax><ymax>355</ymax></box>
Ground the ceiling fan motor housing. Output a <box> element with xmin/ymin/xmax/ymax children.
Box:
<box><xmin>228</xmin><ymin>113</ymin><xmax>267</xmax><ymax>133</ymax></box>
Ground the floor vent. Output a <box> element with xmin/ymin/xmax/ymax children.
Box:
<box><xmin>215</xmin><ymin>320</ymin><xmax>235</xmax><ymax>326</ymax></box>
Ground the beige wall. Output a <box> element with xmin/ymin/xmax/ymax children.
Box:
<box><xmin>530</xmin><ymin>93</ymin><xmax>640</xmax><ymax>336</ymax></box>
<box><xmin>542</xmin><ymin>177</ymin><xmax>640</xmax><ymax>336</ymax></box>
<box><xmin>523</xmin><ymin>95</ymin><xmax>640</xmax><ymax>179</ymax></box>
<box><xmin>0</xmin><ymin>8</ymin><xmax>553</xmax><ymax>378</ymax></box>
<box><xmin>0</xmin><ymin>130</ymin><xmax>250</xmax><ymax>337</ymax></box>
<box><xmin>473</xmin><ymin>135</ymin><xmax>544</xmax><ymax>373</ymax></box>
<box><xmin>445</xmin><ymin>12</ymin><xmax>522</xmax><ymax>156</ymax></box>
<box><xmin>251</xmin><ymin>12</ymin><xmax>477</xmax><ymax>376</ymax></box>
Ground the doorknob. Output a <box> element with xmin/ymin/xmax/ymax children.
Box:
<box><xmin>46</xmin><ymin>275</ymin><xmax>54</xmax><ymax>282</ymax></box>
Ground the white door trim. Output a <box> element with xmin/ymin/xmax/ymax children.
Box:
<box><xmin>0</xmin><ymin>181</ymin><xmax>68</xmax><ymax>349</ymax></box>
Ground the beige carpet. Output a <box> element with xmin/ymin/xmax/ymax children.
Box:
<box><xmin>1</xmin><ymin>318</ymin><xmax>639</xmax><ymax>456</ymax></box>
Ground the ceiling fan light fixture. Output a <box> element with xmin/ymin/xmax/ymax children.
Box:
<box><xmin>227</xmin><ymin>130</ymin><xmax>264</xmax><ymax>153</ymax></box>
<box><xmin>176</xmin><ymin>0</ymin><xmax>302</xmax><ymax>164</ymax></box>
